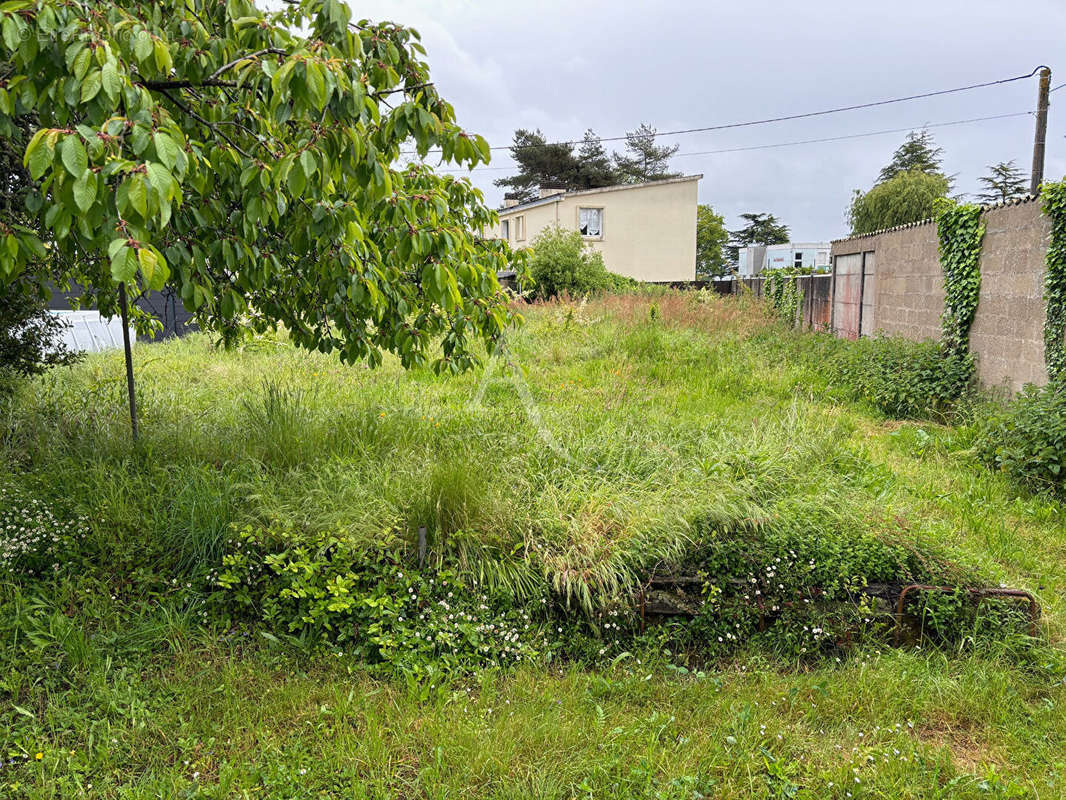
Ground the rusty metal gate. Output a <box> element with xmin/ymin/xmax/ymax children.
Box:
<box><xmin>831</xmin><ymin>251</ymin><xmax>875</xmax><ymax>339</ymax></box>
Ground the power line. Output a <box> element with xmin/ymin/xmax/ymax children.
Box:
<box><xmin>430</xmin><ymin>110</ymin><xmax>1034</xmax><ymax>173</ymax></box>
<box><xmin>1052</xmin><ymin>81</ymin><xmax>1065</xmax><ymax>93</ymax></box>
<box><xmin>402</xmin><ymin>66</ymin><xmax>1049</xmax><ymax>157</ymax></box>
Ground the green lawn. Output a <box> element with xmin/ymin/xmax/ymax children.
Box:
<box><xmin>2</xmin><ymin>291</ymin><xmax>1065</xmax><ymax>798</ymax></box>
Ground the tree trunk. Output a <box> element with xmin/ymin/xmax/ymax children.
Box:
<box><xmin>118</xmin><ymin>282</ymin><xmax>139</xmax><ymax>442</ymax></box>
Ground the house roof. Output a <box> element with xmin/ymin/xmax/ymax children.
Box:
<box><xmin>498</xmin><ymin>174</ymin><xmax>703</xmax><ymax>215</ymax></box>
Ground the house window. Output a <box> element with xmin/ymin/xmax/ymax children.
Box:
<box><xmin>794</xmin><ymin>252</ymin><xmax>804</xmax><ymax>268</ymax></box>
<box><xmin>578</xmin><ymin>207</ymin><xmax>603</xmax><ymax>238</ymax></box>
<box><xmin>501</xmin><ymin>219</ymin><xmax>510</xmax><ymax>240</ymax></box>
<box><xmin>515</xmin><ymin>216</ymin><xmax>525</xmax><ymax>241</ymax></box>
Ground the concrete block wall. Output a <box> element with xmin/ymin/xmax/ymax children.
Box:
<box><xmin>968</xmin><ymin>201</ymin><xmax>1050</xmax><ymax>390</ymax></box>
<box><xmin>830</xmin><ymin>197</ymin><xmax>1050</xmax><ymax>392</ymax></box>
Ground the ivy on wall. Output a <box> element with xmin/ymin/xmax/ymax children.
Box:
<box><xmin>763</xmin><ymin>267</ymin><xmax>802</xmax><ymax>324</ymax></box>
<box><xmin>935</xmin><ymin>200</ymin><xmax>985</xmax><ymax>356</ymax></box>
<box><xmin>1042</xmin><ymin>181</ymin><xmax>1066</xmax><ymax>381</ymax></box>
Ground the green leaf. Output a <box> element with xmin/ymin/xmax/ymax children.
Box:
<box><xmin>299</xmin><ymin>150</ymin><xmax>317</xmax><ymax>178</ymax></box>
<box><xmin>153</xmin><ymin>132</ymin><xmax>179</xmax><ymax>170</ymax></box>
<box><xmin>153</xmin><ymin>39</ymin><xmax>172</xmax><ymax>73</ymax></box>
<box><xmin>134</xmin><ymin>32</ymin><xmax>153</xmax><ymax>63</ymax></box>
<box><xmin>72</xmin><ymin>169</ymin><xmax>97</xmax><ymax>212</ymax></box>
<box><xmin>128</xmin><ymin>177</ymin><xmax>148</xmax><ymax>218</ymax></box>
<box><xmin>60</xmin><ymin>136</ymin><xmax>88</xmax><ymax>177</ymax></box>
<box><xmin>71</xmin><ymin>47</ymin><xmax>91</xmax><ymax>80</ymax></box>
<box><xmin>80</xmin><ymin>70</ymin><xmax>102</xmax><ymax>103</ymax></box>
<box><xmin>146</xmin><ymin>162</ymin><xmax>173</xmax><ymax>200</ymax></box>
<box><xmin>138</xmin><ymin>247</ymin><xmax>169</xmax><ymax>290</ymax></box>
<box><xmin>1</xmin><ymin>16</ymin><xmax>20</xmax><ymax>51</ymax></box>
<box><xmin>101</xmin><ymin>60</ymin><xmax>122</xmax><ymax>101</ymax></box>
<box><xmin>24</xmin><ymin>128</ymin><xmax>54</xmax><ymax>180</ymax></box>
<box><xmin>287</xmin><ymin>160</ymin><xmax>306</xmax><ymax>197</ymax></box>
<box><xmin>305</xmin><ymin>61</ymin><xmax>326</xmax><ymax>108</ymax></box>
<box><xmin>110</xmin><ymin>246</ymin><xmax>137</xmax><ymax>283</ymax></box>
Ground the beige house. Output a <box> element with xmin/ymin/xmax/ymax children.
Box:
<box><xmin>491</xmin><ymin>175</ymin><xmax>701</xmax><ymax>282</ymax></box>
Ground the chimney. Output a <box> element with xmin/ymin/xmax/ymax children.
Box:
<box><xmin>502</xmin><ymin>192</ymin><xmax>521</xmax><ymax>209</ymax></box>
<box><xmin>538</xmin><ymin>185</ymin><xmax>567</xmax><ymax>199</ymax></box>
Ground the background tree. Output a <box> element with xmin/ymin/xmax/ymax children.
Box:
<box><xmin>574</xmin><ymin>130</ymin><xmax>618</xmax><ymax>189</ymax></box>
<box><xmin>1</xmin><ymin>0</ymin><xmax>520</xmax><ymax>436</ymax></box>
<box><xmin>695</xmin><ymin>204</ymin><xmax>729</xmax><ymax>278</ymax></box>
<box><xmin>878</xmin><ymin>129</ymin><xmax>948</xmax><ymax>184</ymax></box>
<box><xmin>494</xmin><ymin>129</ymin><xmax>581</xmax><ymax>202</ymax></box>
<box><xmin>847</xmin><ymin>130</ymin><xmax>952</xmax><ymax>234</ymax></box>
<box><xmin>727</xmin><ymin>212</ymin><xmax>790</xmax><ymax>266</ymax></box>
<box><xmin>614</xmin><ymin>123</ymin><xmax>681</xmax><ymax>184</ymax></box>
<box><xmin>0</xmin><ymin>278</ymin><xmax>81</xmax><ymax>394</ymax></box>
<box><xmin>0</xmin><ymin>112</ymin><xmax>82</xmax><ymax>391</ymax></box>
<box><xmin>847</xmin><ymin>170</ymin><xmax>950</xmax><ymax>234</ymax></box>
<box><xmin>976</xmin><ymin>160</ymin><xmax>1028</xmax><ymax>204</ymax></box>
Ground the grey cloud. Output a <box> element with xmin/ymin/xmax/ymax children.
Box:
<box><xmin>353</xmin><ymin>0</ymin><xmax>1065</xmax><ymax>240</ymax></box>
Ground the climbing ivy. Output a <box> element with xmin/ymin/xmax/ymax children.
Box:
<box><xmin>763</xmin><ymin>267</ymin><xmax>802</xmax><ymax>324</ymax></box>
<box><xmin>1042</xmin><ymin>181</ymin><xmax>1066</xmax><ymax>380</ymax></box>
<box><xmin>935</xmin><ymin>200</ymin><xmax>985</xmax><ymax>356</ymax></box>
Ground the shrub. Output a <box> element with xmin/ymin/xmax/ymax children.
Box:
<box><xmin>828</xmin><ymin>335</ymin><xmax>975</xmax><ymax>420</ymax></box>
<box><xmin>211</xmin><ymin>504</ymin><xmax>981</xmax><ymax>673</ymax></box>
<box><xmin>974</xmin><ymin>377</ymin><xmax>1066</xmax><ymax>497</ymax></box>
<box><xmin>683</xmin><ymin>515</ymin><xmax>946</xmax><ymax>658</ymax></box>
<box><xmin>212</xmin><ymin>523</ymin><xmax>555</xmax><ymax>684</ymax></box>
<box><xmin>0</xmin><ymin>279</ymin><xmax>81</xmax><ymax>394</ymax></box>
<box><xmin>527</xmin><ymin>226</ymin><xmax>630</xmax><ymax>298</ymax></box>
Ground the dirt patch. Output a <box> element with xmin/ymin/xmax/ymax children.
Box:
<box><xmin>916</xmin><ymin>721</ymin><xmax>1001</xmax><ymax>773</ymax></box>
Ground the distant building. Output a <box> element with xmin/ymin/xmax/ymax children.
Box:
<box><xmin>736</xmin><ymin>242</ymin><xmax>830</xmax><ymax>277</ymax></box>
<box><xmin>47</xmin><ymin>286</ymin><xmax>196</xmax><ymax>353</ymax></box>
<box><xmin>491</xmin><ymin>175</ymin><xmax>702</xmax><ymax>282</ymax></box>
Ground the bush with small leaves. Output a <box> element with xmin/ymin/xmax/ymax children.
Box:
<box><xmin>527</xmin><ymin>226</ymin><xmax>631</xmax><ymax>299</ymax></box>
<box><xmin>828</xmin><ymin>335</ymin><xmax>975</xmax><ymax>421</ymax></box>
<box><xmin>974</xmin><ymin>377</ymin><xmax>1066</xmax><ymax>497</ymax></box>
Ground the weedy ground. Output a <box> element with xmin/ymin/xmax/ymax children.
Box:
<box><xmin>1</xmin><ymin>291</ymin><xmax>1065</xmax><ymax>799</ymax></box>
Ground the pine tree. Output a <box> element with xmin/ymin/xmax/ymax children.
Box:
<box><xmin>614</xmin><ymin>123</ymin><xmax>681</xmax><ymax>184</ymax></box>
<box><xmin>846</xmin><ymin>130</ymin><xmax>953</xmax><ymax>234</ymax></box>
<box><xmin>494</xmin><ymin>129</ymin><xmax>582</xmax><ymax>203</ymax></box>
<box><xmin>976</xmin><ymin>160</ymin><xmax>1028</xmax><ymax>204</ymax></box>
<box><xmin>574</xmin><ymin>130</ymin><xmax>618</xmax><ymax>189</ymax></box>
<box><xmin>878</xmin><ymin>129</ymin><xmax>946</xmax><ymax>183</ymax></box>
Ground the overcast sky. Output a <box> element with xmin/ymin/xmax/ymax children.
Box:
<box><xmin>353</xmin><ymin>0</ymin><xmax>1064</xmax><ymax>241</ymax></box>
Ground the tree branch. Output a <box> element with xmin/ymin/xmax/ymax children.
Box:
<box><xmin>155</xmin><ymin>87</ymin><xmax>253</xmax><ymax>159</ymax></box>
<box><xmin>207</xmin><ymin>48</ymin><xmax>288</xmax><ymax>82</ymax></box>
<box><xmin>370</xmin><ymin>82</ymin><xmax>434</xmax><ymax>99</ymax></box>
<box><xmin>141</xmin><ymin>78</ymin><xmax>238</xmax><ymax>90</ymax></box>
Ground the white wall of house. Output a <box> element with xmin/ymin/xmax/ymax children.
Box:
<box><xmin>492</xmin><ymin>175</ymin><xmax>701</xmax><ymax>282</ymax></box>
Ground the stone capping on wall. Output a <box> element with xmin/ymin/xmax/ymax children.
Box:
<box><xmin>830</xmin><ymin>194</ymin><xmax>1042</xmax><ymax>244</ymax></box>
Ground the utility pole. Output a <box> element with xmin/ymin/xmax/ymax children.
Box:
<box><xmin>1030</xmin><ymin>67</ymin><xmax>1051</xmax><ymax>196</ymax></box>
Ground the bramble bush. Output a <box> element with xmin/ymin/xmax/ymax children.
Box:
<box><xmin>828</xmin><ymin>335</ymin><xmax>975</xmax><ymax>421</ymax></box>
<box><xmin>974</xmin><ymin>377</ymin><xmax>1066</xmax><ymax>498</ymax></box>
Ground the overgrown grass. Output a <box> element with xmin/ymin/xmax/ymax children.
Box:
<box><xmin>2</xmin><ymin>290</ymin><xmax>1065</xmax><ymax>797</ymax></box>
